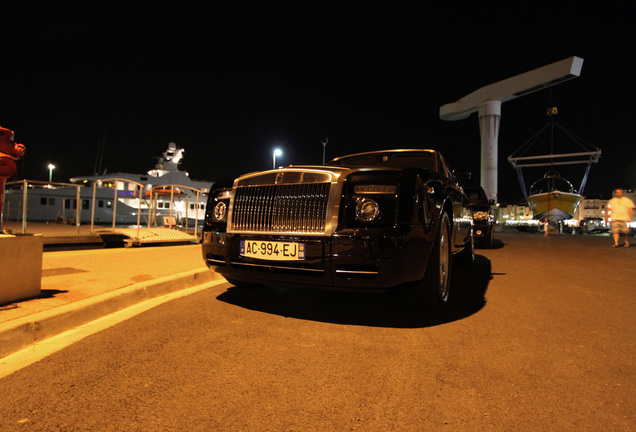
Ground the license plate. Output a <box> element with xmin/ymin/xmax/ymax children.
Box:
<box><xmin>240</xmin><ymin>240</ymin><xmax>306</xmax><ymax>261</ymax></box>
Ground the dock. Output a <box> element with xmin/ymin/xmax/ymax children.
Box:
<box><xmin>2</xmin><ymin>221</ymin><xmax>200</xmax><ymax>250</ymax></box>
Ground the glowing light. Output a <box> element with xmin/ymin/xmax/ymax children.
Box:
<box><xmin>273</xmin><ymin>148</ymin><xmax>283</xmax><ymax>169</ymax></box>
<box><xmin>47</xmin><ymin>164</ymin><xmax>55</xmax><ymax>183</ymax></box>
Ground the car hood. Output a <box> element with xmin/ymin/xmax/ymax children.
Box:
<box><xmin>234</xmin><ymin>165</ymin><xmax>410</xmax><ymax>187</ymax></box>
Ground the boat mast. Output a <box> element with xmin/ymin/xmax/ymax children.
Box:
<box><xmin>94</xmin><ymin>131</ymin><xmax>106</xmax><ymax>175</ymax></box>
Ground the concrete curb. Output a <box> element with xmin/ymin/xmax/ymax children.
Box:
<box><xmin>0</xmin><ymin>269</ymin><xmax>219</xmax><ymax>359</ymax></box>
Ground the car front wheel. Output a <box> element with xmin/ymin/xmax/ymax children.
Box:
<box><xmin>407</xmin><ymin>212</ymin><xmax>452</xmax><ymax>310</ymax></box>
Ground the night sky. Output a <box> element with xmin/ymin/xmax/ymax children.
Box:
<box><xmin>3</xmin><ymin>2</ymin><xmax>635</xmax><ymax>202</ymax></box>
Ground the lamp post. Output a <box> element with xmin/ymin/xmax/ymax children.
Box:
<box><xmin>272</xmin><ymin>148</ymin><xmax>282</xmax><ymax>169</ymax></box>
<box><xmin>322</xmin><ymin>137</ymin><xmax>328</xmax><ymax>165</ymax></box>
<box><xmin>48</xmin><ymin>163</ymin><xmax>55</xmax><ymax>183</ymax></box>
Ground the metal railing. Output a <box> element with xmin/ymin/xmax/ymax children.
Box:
<box><xmin>4</xmin><ymin>179</ymin><xmax>205</xmax><ymax>239</ymax></box>
<box><xmin>149</xmin><ymin>183</ymin><xmax>203</xmax><ymax>237</ymax></box>
<box><xmin>5</xmin><ymin>180</ymin><xmax>83</xmax><ymax>235</ymax></box>
<box><xmin>90</xmin><ymin>178</ymin><xmax>144</xmax><ymax>239</ymax></box>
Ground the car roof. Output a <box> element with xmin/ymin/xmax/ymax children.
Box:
<box><xmin>330</xmin><ymin>149</ymin><xmax>437</xmax><ymax>162</ymax></box>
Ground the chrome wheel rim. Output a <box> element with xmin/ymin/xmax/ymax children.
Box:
<box><xmin>439</xmin><ymin>220</ymin><xmax>450</xmax><ymax>300</ymax></box>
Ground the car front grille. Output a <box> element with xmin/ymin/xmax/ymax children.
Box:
<box><xmin>229</xmin><ymin>182</ymin><xmax>331</xmax><ymax>234</ymax></box>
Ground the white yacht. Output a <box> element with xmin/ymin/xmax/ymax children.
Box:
<box><xmin>3</xmin><ymin>143</ymin><xmax>213</xmax><ymax>227</ymax></box>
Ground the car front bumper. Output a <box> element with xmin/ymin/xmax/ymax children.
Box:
<box><xmin>202</xmin><ymin>226</ymin><xmax>433</xmax><ymax>291</ymax></box>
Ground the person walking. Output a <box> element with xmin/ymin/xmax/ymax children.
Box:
<box><xmin>607</xmin><ymin>188</ymin><xmax>635</xmax><ymax>248</ymax></box>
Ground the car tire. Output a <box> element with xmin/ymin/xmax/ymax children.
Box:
<box><xmin>407</xmin><ymin>212</ymin><xmax>452</xmax><ymax>310</ymax></box>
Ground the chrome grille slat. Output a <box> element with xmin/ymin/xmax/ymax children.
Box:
<box><xmin>230</xmin><ymin>182</ymin><xmax>330</xmax><ymax>234</ymax></box>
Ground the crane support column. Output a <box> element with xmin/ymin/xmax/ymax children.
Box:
<box><xmin>478</xmin><ymin>100</ymin><xmax>501</xmax><ymax>202</ymax></box>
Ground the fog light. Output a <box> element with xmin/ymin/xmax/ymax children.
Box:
<box><xmin>213</xmin><ymin>201</ymin><xmax>227</xmax><ymax>222</ymax></box>
<box><xmin>355</xmin><ymin>198</ymin><xmax>380</xmax><ymax>222</ymax></box>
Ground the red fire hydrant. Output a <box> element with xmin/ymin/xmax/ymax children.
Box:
<box><xmin>0</xmin><ymin>126</ymin><xmax>26</xmax><ymax>233</ymax></box>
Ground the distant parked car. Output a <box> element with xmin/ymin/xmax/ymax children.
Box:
<box><xmin>576</xmin><ymin>217</ymin><xmax>609</xmax><ymax>235</ymax></box>
<box><xmin>202</xmin><ymin>149</ymin><xmax>474</xmax><ymax>311</ymax></box>
<box><xmin>463</xmin><ymin>186</ymin><xmax>495</xmax><ymax>248</ymax></box>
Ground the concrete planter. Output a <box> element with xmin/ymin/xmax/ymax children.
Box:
<box><xmin>0</xmin><ymin>234</ymin><xmax>43</xmax><ymax>305</ymax></box>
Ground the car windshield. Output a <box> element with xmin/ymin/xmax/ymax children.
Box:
<box><xmin>465</xmin><ymin>188</ymin><xmax>487</xmax><ymax>203</ymax></box>
<box><xmin>330</xmin><ymin>151</ymin><xmax>438</xmax><ymax>171</ymax></box>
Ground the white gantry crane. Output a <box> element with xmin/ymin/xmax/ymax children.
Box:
<box><xmin>439</xmin><ymin>56</ymin><xmax>584</xmax><ymax>203</ymax></box>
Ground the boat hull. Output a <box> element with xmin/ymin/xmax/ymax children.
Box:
<box><xmin>528</xmin><ymin>191</ymin><xmax>582</xmax><ymax>221</ymax></box>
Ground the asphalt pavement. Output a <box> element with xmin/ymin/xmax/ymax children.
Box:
<box><xmin>1</xmin><ymin>228</ymin><xmax>634</xmax><ymax>430</ymax></box>
<box><xmin>1</xmin><ymin>224</ymin><xmax>634</xmax><ymax>363</ymax></box>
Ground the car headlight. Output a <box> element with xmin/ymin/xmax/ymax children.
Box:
<box><xmin>344</xmin><ymin>172</ymin><xmax>399</xmax><ymax>226</ymax></box>
<box><xmin>355</xmin><ymin>198</ymin><xmax>381</xmax><ymax>222</ymax></box>
<box><xmin>213</xmin><ymin>201</ymin><xmax>227</xmax><ymax>222</ymax></box>
<box><xmin>473</xmin><ymin>211</ymin><xmax>490</xmax><ymax>221</ymax></box>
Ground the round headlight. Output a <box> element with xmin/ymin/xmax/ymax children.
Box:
<box><xmin>213</xmin><ymin>201</ymin><xmax>227</xmax><ymax>222</ymax></box>
<box><xmin>355</xmin><ymin>198</ymin><xmax>380</xmax><ymax>222</ymax></box>
<box><xmin>473</xmin><ymin>211</ymin><xmax>489</xmax><ymax>221</ymax></box>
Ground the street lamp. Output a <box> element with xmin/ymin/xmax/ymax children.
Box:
<box><xmin>48</xmin><ymin>163</ymin><xmax>55</xmax><ymax>183</ymax></box>
<box><xmin>322</xmin><ymin>137</ymin><xmax>328</xmax><ymax>165</ymax></box>
<box><xmin>273</xmin><ymin>148</ymin><xmax>282</xmax><ymax>169</ymax></box>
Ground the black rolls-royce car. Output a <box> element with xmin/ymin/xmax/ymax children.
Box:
<box><xmin>202</xmin><ymin>149</ymin><xmax>474</xmax><ymax>310</ymax></box>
